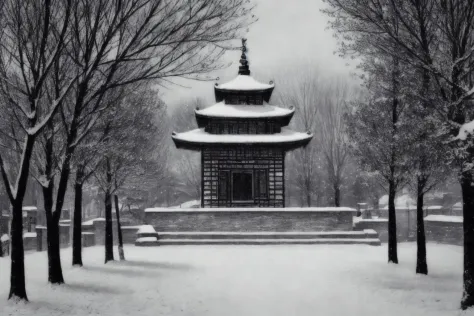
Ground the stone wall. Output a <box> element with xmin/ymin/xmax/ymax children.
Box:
<box><xmin>36</xmin><ymin>220</ymin><xmax>141</xmax><ymax>251</ymax></box>
<box><xmin>145</xmin><ymin>207</ymin><xmax>357</xmax><ymax>232</ymax></box>
<box><xmin>0</xmin><ymin>215</ymin><xmax>8</xmax><ymax>236</ymax></box>
<box><xmin>354</xmin><ymin>215</ymin><xmax>464</xmax><ymax>245</ymax></box>
<box><xmin>425</xmin><ymin>216</ymin><xmax>463</xmax><ymax>246</ymax></box>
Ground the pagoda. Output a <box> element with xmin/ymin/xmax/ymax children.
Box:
<box><xmin>172</xmin><ymin>39</ymin><xmax>313</xmax><ymax>208</ymax></box>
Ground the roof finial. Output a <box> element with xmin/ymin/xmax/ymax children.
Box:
<box><xmin>238</xmin><ymin>38</ymin><xmax>250</xmax><ymax>76</ymax></box>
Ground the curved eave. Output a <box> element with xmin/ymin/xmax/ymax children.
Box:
<box><xmin>195</xmin><ymin>109</ymin><xmax>295</xmax><ymax>128</ymax></box>
<box><xmin>171</xmin><ymin>130</ymin><xmax>313</xmax><ymax>152</ymax></box>
<box><xmin>214</xmin><ymin>86</ymin><xmax>275</xmax><ymax>103</ymax></box>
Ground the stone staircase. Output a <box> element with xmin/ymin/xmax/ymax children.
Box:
<box><xmin>144</xmin><ymin>229</ymin><xmax>381</xmax><ymax>246</ymax></box>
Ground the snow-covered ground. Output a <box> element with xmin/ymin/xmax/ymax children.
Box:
<box><xmin>0</xmin><ymin>243</ymin><xmax>472</xmax><ymax>316</ymax></box>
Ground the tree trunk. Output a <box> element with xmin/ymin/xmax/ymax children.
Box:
<box><xmin>334</xmin><ymin>182</ymin><xmax>340</xmax><ymax>207</ymax></box>
<box><xmin>8</xmin><ymin>135</ymin><xmax>37</xmax><ymax>300</ymax></box>
<box><xmin>8</xmin><ymin>200</ymin><xmax>28</xmax><ymax>300</ymax></box>
<box><xmin>306</xmin><ymin>191</ymin><xmax>311</xmax><ymax>207</ymax></box>
<box><xmin>388</xmin><ymin>179</ymin><xmax>398</xmax><ymax>264</ymax></box>
<box><xmin>104</xmin><ymin>158</ymin><xmax>114</xmax><ymax>263</ymax></box>
<box><xmin>43</xmin><ymin>182</ymin><xmax>64</xmax><ymax>284</ymax></box>
<box><xmin>461</xmin><ymin>171</ymin><xmax>474</xmax><ymax>309</ymax></box>
<box><xmin>72</xmin><ymin>168</ymin><xmax>84</xmax><ymax>266</ymax></box>
<box><xmin>46</xmin><ymin>217</ymin><xmax>64</xmax><ymax>284</ymax></box>
<box><xmin>416</xmin><ymin>178</ymin><xmax>428</xmax><ymax>275</ymax></box>
<box><xmin>104</xmin><ymin>190</ymin><xmax>114</xmax><ymax>263</ymax></box>
<box><xmin>114</xmin><ymin>195</ymin><xmax>125</xmax><ymax>261</ymax></box>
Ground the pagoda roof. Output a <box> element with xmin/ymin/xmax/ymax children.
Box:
<box><xmin>172</xmin><ymin>127</ymin><xmax>313</xmax><ymax>151</ymax></box>
<box><xmin>195</xmin><ymin>102</ymin><xmax>294</xmax><ymax>119</ymax></box>
<box><xmin>215</xmin><ymin>75</ymin><xmax>274</xmax><ymax>91</ymax></box>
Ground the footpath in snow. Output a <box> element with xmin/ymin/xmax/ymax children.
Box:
<box><xmin>0</xmin><ymin>243</ymin><xmax>472</xmax><ymax>316</ymax></box>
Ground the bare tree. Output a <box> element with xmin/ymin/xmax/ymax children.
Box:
<box><xmin>32</xmin><ymin>0</ymin><xmax>254</xmax><ymax>283</ymax></box>
<box><xmin>319</xmin><ymin>79</ymin><xmax>352</xmax><ymax>206</ymax></box>
<box><xmin>0</xmin><ymin>0</ymin><xmax>73</xmax><ymax>299</ymax></box>
<box><xmin>95</xmin><ymin>84</ymin><xmax>164</xmax><ymax>263</ymax></box>
<box><xmin>169</xmin><ymin>98</ymin><xmax>207</xmax><ymax>203</ymax></box>
<box><xmin>323</xmin><ymin>0</ymin><xmax>474</xmax><ymax>307</ymax></box>
<box><xmin>274</xmin><ymin>67</ymin><xmax>323</xmax><ymax>206</ymax></box>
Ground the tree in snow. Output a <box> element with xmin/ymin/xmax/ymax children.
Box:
<box><xmin>345</xmin><ymin>53</ymin><xmax>413</xmax><ymax>264</ymax></box>
<box><xmin>0</xmin><ymin>0</ymin><xmax>73</xmax><ymax>299</ymax></box>
<box><xmin>318</xmin><ymin>79</ymin><xmax>353</xmax><ymax>206</ymax></box>
<box><xmin>323</xmin><ymin>0</ymin><xmax>474</xmax><ymax>307</ymax></box>
<box><xmin>274</xmin><ymin>68</ymin><xmax>325</xmax><ymax>206</ymax></box>
<box><xmin>26</xmin><ymin>0</ymin><xmax>254</xmax><ymax>283</ymax></box>
<box><xmin>70</xmin><ymin>128</ymin><xmax>110</xmax><ymax>267</ymax></box>
<box><xmin>94</xmin><ymin>84</ymin><xmax>164</xmax><ymax>263</ymax></box>
<box><xmin>169</xmin><ymin>98</ymin><xmax>207</xmax><ymax>203</ymax></box>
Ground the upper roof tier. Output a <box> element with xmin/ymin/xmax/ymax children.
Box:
<box><xmin>195</xmin><ymin>102</ymin><xmax>294</xmax><ymax>128</ymax></box>
<box><xmin>196</xmin><ymin>102</ymin><xmax>294</xmax><ymax>118</ymax></box>
<box><xmin>215</xmin><ymin>75</ymin><xmax>274</xmax><ymax>91</ymax></box>
<box><xmin>214</xmin><ymin>39</ymin><xmax>274</xmax><ymax>104</ymax></box>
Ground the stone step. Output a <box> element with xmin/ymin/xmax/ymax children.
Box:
<box><xmin>155</xmin><ymin>238</ymin><xmax>381</xmax><ymax>246</ymax></box>
<box><xmin>157</xmin><ymin>229</ymin><xmax>379</xmax><ymax>240</ymax></box>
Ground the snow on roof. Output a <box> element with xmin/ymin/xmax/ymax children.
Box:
<box><xmin>216</xmin><ymin>75</ymin><xmax>274</xmax><ymax>91</ymax></box>
<box><xmin>23</xmin><ymin>232</ymin><xmax>37</xmax><ymax>238</ymax></box>
<box><xmin>172</xmin><ymin>127</ymin><xmax>312</xmax><ymax>145</ymax></box>
<box><xmin>424</xmin><ymin>215</ymin><xmax>463</xmax><ymax>223</ymax></box>
<box><xmin>22</xmin><ymin>206</ymin><xmax>37</xmax><ymax>211</ymax></box>
<box><xmin>145</xmin><ymin>207</ymin><xmax>356</xmax><ymax>213</ymax></box>
<box><xmin>196</xmin><ymin>102</ymin><xmax>294</xmax><ymax>118</ymax></box>
<box><xmin>137</xmin><ymin>225</ymin><xmax>156</xmax><ymax>234</ymax></box>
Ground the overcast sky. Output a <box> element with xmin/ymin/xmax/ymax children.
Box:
<box><xmin>161</xmin><ymin>0</ymin><xmax>354</xmax><ymax>106</ymax></box>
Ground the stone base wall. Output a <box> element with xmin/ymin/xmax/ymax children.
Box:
<box><xmin>425</xmin><ymin>219</ymin><xmax>463</xmax><ymax>246</ymax></box>
<box><xmin>145</xmin><ymin>208</ymin><xmax>357</xmax><ymax>232</ymax></box>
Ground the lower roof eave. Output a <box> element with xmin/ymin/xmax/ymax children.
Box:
<box><xmin>172</xmin><ymin>136</ymin><xmax>312</xmax><ymax>152</ymax></box>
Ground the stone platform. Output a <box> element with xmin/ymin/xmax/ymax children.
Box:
<box><xmin>136</xmin><ymin>207</ymin><xmax>381</xmax><ymax>246</ymax></box>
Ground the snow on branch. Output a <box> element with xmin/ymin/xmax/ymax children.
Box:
<box><xmin>26</xmin><ymin>77</ymin><xmax>77</xmax><ymax>136</ymax></box>
<box><xmin>456</xmin><ymin>120</ymin><xmax>474</xmax><ymax>141</ymax></box>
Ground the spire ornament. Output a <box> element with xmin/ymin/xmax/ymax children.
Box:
<box><xmin>238</xmin><ymin>38</ymin><xmax>250</xmax><ymax>75</ymax></box>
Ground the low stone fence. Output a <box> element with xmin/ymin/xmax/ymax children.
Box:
<box><xmin>144</xmin><ymin>207</ymin><xmax>357</xmax><ymax>232</ymax></box>
<box><xmin>425</xmin><ymin>215</ymin><xmax>463</xmax><ymax>246</ymax></box>
<box><xmin>354</xmin><ymin>214</ymin><xmax>463</xmax><ymax>245</ymax></box>
<box><xmin>353</xmin><ymin>218</ymin><xmax>389</xmax><ymax>242</ymax></box>
<box><xmin>36</xmin><ymin>220</ymin><xmax>141</xmax><ymax>251</ymax></box>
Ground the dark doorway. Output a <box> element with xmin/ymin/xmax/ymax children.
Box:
<box><xmin>232</xmin><ymin>171</ymin><xmax>253</xmax><ymax>201</ymax></box>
